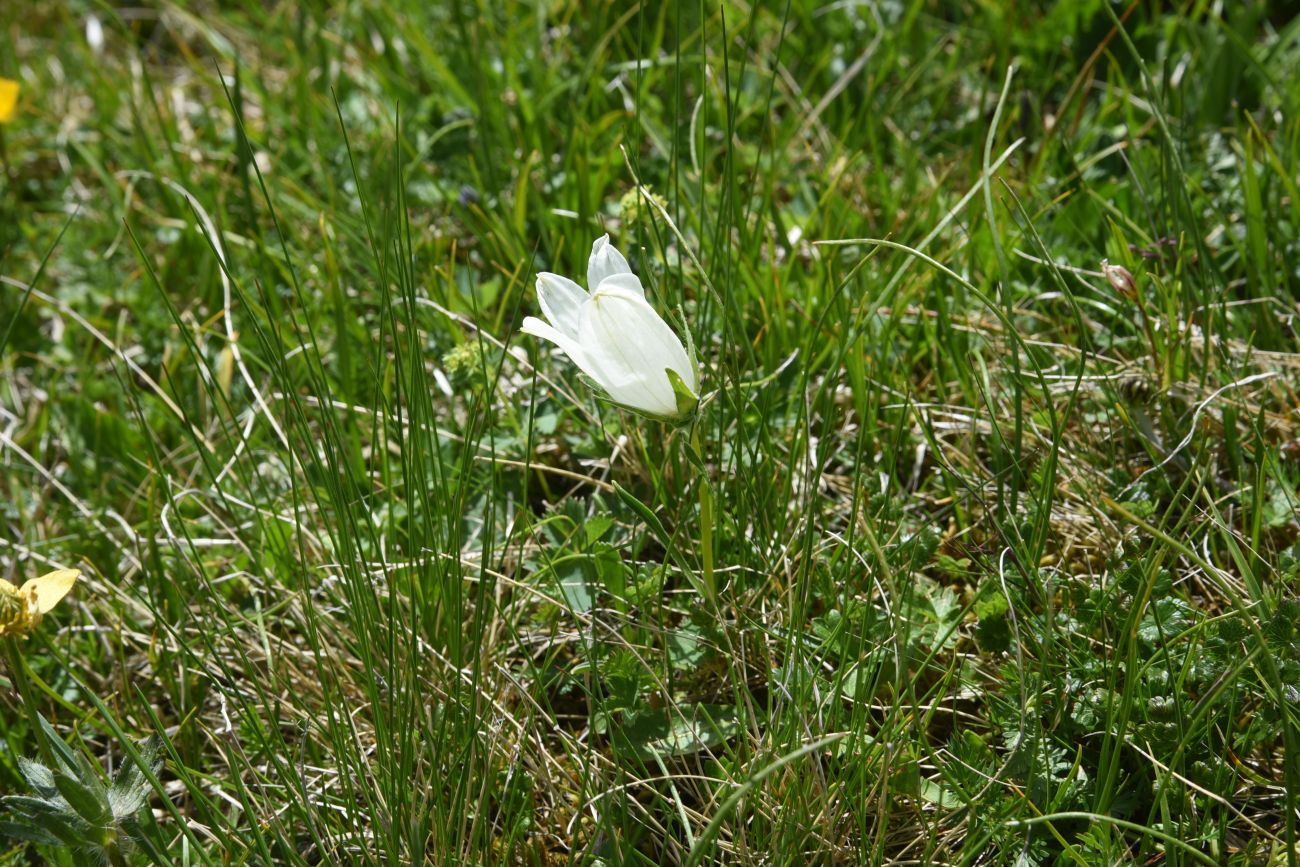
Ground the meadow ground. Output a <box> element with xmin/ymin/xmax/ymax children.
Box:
<box><xmin>3</xmin><ymin>2</ymin><xmax>1300</xmax><ymax>865</ymax></box>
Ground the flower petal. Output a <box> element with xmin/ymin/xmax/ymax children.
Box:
<box><xmin>0</xmin><ymin>79</ymin><xmax>18</xmax><ymax>124</ymax></box>
<box><xmin>592</xmin><ymin>271</ymin><xmax>648</xmax><ymax>298</ymax></box>
<box><xmin>595</xmin><ymin>282</ymin><xmax>695</xmax><ymax>393</ymax></box>
<box><xmin>577</xmin><ymin>285</ymin><xmax>695</xmax><ymax>416</ymax></box>
<box><xmin>535</xmin><ymin>272</ymin><xmax>588</xmax><ymax>340</ymax></box>
<box><xmin>20</xmin><ymin>569</ymin><xmax>79</xmax><ymax>615</ymax></box>
<box><xmin>521</xmin><ymin>315</ymin><xmax>608</xmax><ymax>388</ymax></box>
<box><xmin>521</xmin><ymin>316</ymin><xmax>582</xmax><ymax>360</ymax></box>
<box><xmin>587</xmin><ymin>234</ymin><xmax>635</xmax><ymax>295</ymax></box>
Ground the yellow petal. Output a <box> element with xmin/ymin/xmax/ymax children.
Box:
<box><xmin>20</xmin><ymin>569</ymin><xmax>79</xmax><ymax>614</ymax></box>
<box><xmin>0</xmin><ymin>78</ymin><xmax>18</xmax><ymax>124</ymax></box>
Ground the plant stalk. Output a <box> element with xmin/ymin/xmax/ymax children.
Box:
<box><xmin>690</xmin><ymin>423</ymin><xmax>716</xmax><ymax>605</ymax></box>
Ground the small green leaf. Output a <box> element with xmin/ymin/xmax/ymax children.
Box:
<box><xmin>613</xmin><ymin>481</ymin><xmax>671</xmax><ymax>542</ymax></box>
<box><xmin>17</xmin><ymin>756</ymin><xmax>57</xmax><ymax>799</ymax></box>
<box><xmin>917</xmin><ymin>777</ymin><xmax>962</xmax><ymax>808</ymax></box>
<box><xmin>973</xmin><ymin>585</ymin><xmax>1009</xmax><ymax>620</ymax></box>
<box><xmin>1261</xmin><ymin>478</ymin><xmax>1297</xmax><ymax>529</ymax></box>
<box><xmin>667</xmin><ymin>625</ymin><xmax>707</xmax><ymax>669</ymax></box>
<box><xmin>2</xmin><ymin>795</ymin><xmax>68</xmax><ymax>817</ymax></box>
<box><xmin>584</xmin><ymin>515</ymin><xmax>614</xmax><ymax>545</ymax></box>
<box><xmin>591</xmin><ymin>545</ymin><xmax>626</xmax><ymax>602</ymax></box>
<box><xmin>929</xmin><ymin>586</ymin><xmax>962</xmax><ymax>628</ymax></box>
<box><xmin>109</xmin><ymin>737</ymin><xmax>162</xmax><ymax>820</ymax></box>
<box><xmin>2</xmin><ymin>796</ymin><xmax>91</xmax><ymax>847</ymax></box>
<box><xmin>612</xmin><ymin>704</ymin><xmax>739</xmax><ymax>761</ymax></box>
<box><xmin>555</xmin><ymin>560</ymin><xmax>595</xmax><ymax>614</ymax></box>
<box><xmin>533</xmin><ymin>411</ymin><xmax>559</xmax><ymax>435</ymax></box>
<box><xmin>0</xmin><ymin>819</ymin><xmax>61</xmax><ymax>846</ymax></box>
<box><xmin>122</xmin><ymin>814</ymin><xmax>171</xmax><ymax>864</ymax></box>
<box><xmin>53</xmin><ymin>768</ymin><xmax>112</xmax><ymax>828</ymax></box>
<box><xmin>894</xmin><ymin>762</ymin><xmax>962</xmax><ymax>807</ymax></box>
<box><xmin>36</xmin><ymin>714</ymin><xmax>80</xmax><ymax>777</ymax></box>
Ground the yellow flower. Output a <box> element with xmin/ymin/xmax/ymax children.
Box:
<box><xmin>0</xmin><ymin>570</ymin><xmax>79</xmax><ymax>637</ymax></box>
<box><xmin>0</xmin><ymin>78</ymin><xmax>19</xmax><ymax>124</ymax></box>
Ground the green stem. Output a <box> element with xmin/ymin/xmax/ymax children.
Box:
<box><xmin>104</xmin><ymin>836</ymin><xmax>130</xmax><ymax>867</ymax></box>
<box><xmin>1135</xmin><ymin>297</ymin><xmax>1164</xmax><ymax>388</ymax></box>
<box><xmin>690</xmin><ymin>424</ymin><xmax>716</xmax><ymax>605</ymax></box>
<box><xmin>0</xmin><ymin>126</ymin><xmax>11</xmax><ymax>188</ymax></box>
<box><xmin>4</xmin><ymin>637</ymin><xmax>55</xmax><ymax>768</ymax></box>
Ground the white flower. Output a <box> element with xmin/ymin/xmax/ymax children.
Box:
<box><xmin>522</xmin><ymin>235</ymin><xmax>698</xmax><ymax>420</ymax></box>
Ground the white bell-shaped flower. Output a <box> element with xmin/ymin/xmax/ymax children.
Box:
<box><xmin>522</xmin><ymin>235</ymin><xmax>698</xmax><ymax>421</ymax></box>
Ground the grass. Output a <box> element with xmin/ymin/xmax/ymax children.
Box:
<box><xmin>2</xmin><ymin>0</ymin><xmax>1300</xmax><ymax>864</ymax></box>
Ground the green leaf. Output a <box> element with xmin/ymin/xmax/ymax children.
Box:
<box><xmin>2</xmin><ymin>796</ymin><xmax>92</xmax><ymax>847</ymax></box>
<box><xmin>974</xmin><ymin>581</ymin><xmax>1011</xmax><ymax>653</ymax></box>
<box><xmin>533</xmin><ymin>411</ymin><xmax>559</xmax><ymax>436</ymax></box>
<box><xmin>591</xmin><ymin>545</ymin><xmax>626</xmax><ymax>602</ymax></box>
<box><xmin>666</xmin><ymin>625</ymin><xmax>707</xmax><ymax>669</ymax></box>
<box><xmin>36</xmin><ymin>714</ymin><xmax>80</xmax><ymax>777</ymax></box>
<box><xmin>53</xmin><ymin>768</ymin><xmax>112</xmax><ymax>828</ymax></box>
<box><xmin>935</xmin><ymin>554</ymin><xmax>973</xmax><ymax>580</ymax></box>
<box><xmin>109</xmin><ymin>737</ymin><xmax>162</xmax><ymax>820</ymax></box>
<box><xmin>929</xmin><ymin>586</ymin><xmax>962</xmax><ymax>628</ymax></box>
<box><xmin>2</xmin><ymin>795</ymin><xmax>68</xmax><ymax>817</ymax></box>
<box><xmin>0</xmin><ymin>819</ymin><xmax>61</xmax><ymax>846</ymax></box>
<box><xmin>584</xmin><ymin>515</ymin><xmax>614</xmax><ymax>545</ymax></box>
<box><xmin>894</xmin><ymin>762</ymin><xmax>962</xmax><ymax>808</ymax></box>
<box><xmin>1137</xmin><ymin>598</ymin><xmax>1193</xmax><ymax>647</ymax></box>
<box><xmin>917</xmin><ymin>777</ymin><xmax>962</xmax><ymax>808</ymax></box>
<box><xmin>613</xmin><ymin>481</ymin><xmax>670</xmax><ymax>542</ymax></box>
<box><xmin>1261</xmin><ymin>477</ymin><xmax>1297</xmax><ymax>529</ymax></box>
<box><xmin>973</xmin><ymin>584</ymin><xmax>1009</xmax><ymax>620</ymax></box>
<box><xmin>612</xmin><ymin>704</ymin><xmax>739</xmax><ymax>761</ymax></box>
<box><xmin>122</xmin><ymin>814</ymin><xmax>171</xmax><ymax>864</ymax></box>
<box><xmin>975</xmin><ymin>613</ymin><xmax>1011</xmax><ymax>653</ymax></box>
<box><xmin>555</xmin><ymin>560</ymin><xmax>595</xmax><ymax>614</ymax></box>
<box><xmin>17</xmin><ymin>756</ymin><xmax>58</xmax><ymax>799</ymax></box>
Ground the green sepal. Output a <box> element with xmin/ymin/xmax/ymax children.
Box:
<box><xmin>665</xmin><ymin>368</ymin><xmax>699</xmax><ymax>422</ymax></box>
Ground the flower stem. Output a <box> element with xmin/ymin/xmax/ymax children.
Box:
<box><xmin>3</xmin><ymin>637</ymin><xmax>55</xmax><ymax>768</ymax></box>
<box><xmin>690</xmin><ymin>423</ymin><xmax>716</xmax><ymax>606</ymax></box>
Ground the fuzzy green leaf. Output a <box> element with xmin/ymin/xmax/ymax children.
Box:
<box><xmin>36</xmin><ymin>714</ymin><xmax>80</xmax><ymax>777</ymax></box>
<box><xmin>53</xmin><ymin>768</ymin><xmax>112</xmax><ymax>829</ymax></box>
<box><xmin>16</xmin><ymin>756</ymin><xmax>58</xmax><ymax>800</ymax></box>
<box><xmin>0</xmin><ymin>819</ymin><xmax>62</xmax><ymax>846</ymax></box>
